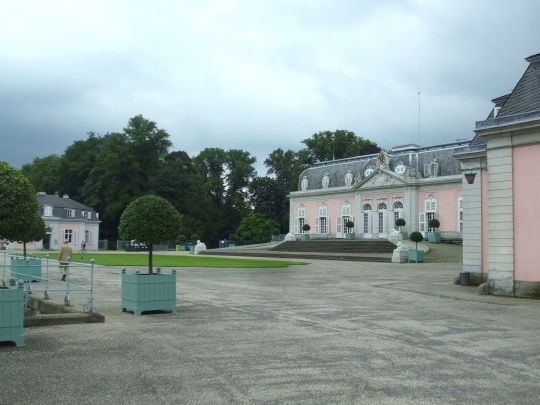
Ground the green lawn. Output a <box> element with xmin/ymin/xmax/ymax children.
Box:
<box><xmin>32</xmin><ymin>252</ymin><xmax>306</xmax><ymax>268</ymax></box>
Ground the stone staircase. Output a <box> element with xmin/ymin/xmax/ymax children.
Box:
<box><xmin>200</xmin><ymin>239</ymin><xmax>395</xmax><ymax>262</ymax></box>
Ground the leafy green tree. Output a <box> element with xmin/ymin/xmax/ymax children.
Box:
<box><xmin>192</xmin><ymin>147</ymin><xmax>227</xmax><ymax>207</ymax></box>
<box><xmin>0</xmin><ymin>162</ymin><xmax>39</xmax><ymax>244</ymax></box>
<box><xmin>234</xmin><ymin>213</ymin><xmax>280</xmax><ymax>244</ymax></box>
<box><xmin>301</xmin><ymin>130</ymin><xmax>380</xmax><ymax>163</ymax></box>
<box><xmin>82</xmin><ymin>115</ymin><xmax>172</xmax><ymax>239</ymax></box>
<box><xmin>57</xmin><ymin>132</ymin><xmax>107</xmax><ymax>202</ymax></box>
<box><xmin>118</xmin><ymin>195</ymin><xmax>182</xmax><ymax>274</ymax></box>
<box><xmin>248</xmin><ymin>176</ymin><xmax>288</xmax><ymax>231</ymax></box>
<box><xmin>149</xmin><ymin>151</ymin><xmax>221</xmax><ymax>244</ymax></box>
<box><xmin>21</xmin><ymin>154</ymin><xmax>62</xmax><ymax>195</ymax></box>
<box><xmin>18</xmin><ymin>213</ymin><xmax>46</xmax><ymax>257</ymax></box>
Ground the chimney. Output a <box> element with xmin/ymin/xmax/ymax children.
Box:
<box><xmin>54</xmin><ymin>191</ymin><xmax>59</xmax><ymax>197</ymax></box>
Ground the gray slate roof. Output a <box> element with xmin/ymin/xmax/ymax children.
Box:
<box><xmin>36</xmin><ymin>193</ymin><xmax>99</xmax><ymax>221</ymax></box>
<box><xmin>488</xmin><ymin>53</ymin><xmax>540</xmax><ymax>119</ymax></box>
<box><xmin>297</xmin><ymin>140</ymin><xmax>468</xmax><ymax>191</ymax></box>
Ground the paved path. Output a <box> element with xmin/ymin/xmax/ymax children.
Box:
<box><xmin>1</xmin><ymin>258</ymin><xmax>539</xmax><ymax>404</ymax></box>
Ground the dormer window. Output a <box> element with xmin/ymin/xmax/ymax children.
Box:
<box><xmin>424</xmin><ymin>159</ymin><xmax>439</xmax><ymax>177</ymax></box>
<box><xmin>83</xmin><ymin>211</ymin><xmax>91</xmax><ymax>220</ymax></box>
<box><xmin>394</xmin><ymin>162</ymin><xmax>406</xmax><ymax>175</ymax></box>
<box><xmin>66</xmin><ymin>209</ymin><xmax>75</xmax><ymax>218</ymax></box>
<box><xmin>44</xmin><ymin>206</ymin><xmax>53</xmax><ymax>217</ymax></box>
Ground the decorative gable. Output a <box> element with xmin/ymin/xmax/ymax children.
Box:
<box><xmin>355</xmin><ymin>170</ymin><xmax>408</xmax><ymax>189</ymax></box>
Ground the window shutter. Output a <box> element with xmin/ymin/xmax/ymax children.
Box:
<box><xmin>72</xmin><ymin>230</ymin><xmax>77</xmax><ymax>245</ymax></box>
<box><xmin>294</xmin><ymin>219</ymin><xmax>299</xmax><ymax>234</ymax></box>
<box><xmin>61</xmin><ymin>229</ymin><xmax>66</xmax><ymax>242</ymax></box>
<box><xmin>89</xmin><ymin>231</ymin><xmax>93</xmax><ymax>244</ymax></box>
<box><xmin>373</xmin><ymin>212</ymin><xmax>379</xmax><ymax>234</ymax></box>
<box><xmin>336</xmin><ymin>216</ymin><xmax>342</xmax><ymax>234</ymax></box>
<box><xmin>327</xmin><ymin>217</ymin><xmax>330</xmax><ymax>234</ymax></box>
<box><xmin>315</xmin><ymin>217</ymin><xmax>320</xmax><ymax>234</ymax></box>
<box><xmin>419</xmin><ymin>213</ymin><xmax>425</xmax><ymax>232</ymax></box>
<box><xmin>350</xmin><ymin>216</ymin><xmax>354</xmax><ymax>233</ymax></box>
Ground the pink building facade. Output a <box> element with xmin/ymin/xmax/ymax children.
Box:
<box><xmin>455</xmin><ymin>52</ymin><xmax>540</xmax><ymax>297</ymax></box>
<box><xmin>289</xmin><ymin>144</ymin><xmax>466</xmax><ymax>241</ymax></box>
<box><xmin>6</xmin><ymin>192</ymin><xmax>100</xmax><ymax>252</ymax></box>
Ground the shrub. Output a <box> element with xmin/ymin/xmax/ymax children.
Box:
<box><xmin>346</xmin><ymin>221</ymin><xmax>354</xmax><ymax>230</ymax></box>
<box><xmin>229</xmin><ymin>234</ymin><xmax>236</xmax><ymax>241</ymax></box>
<box><xmin>302</xmin><ymin>223</ymin><xmax>311</xmax><ymax>232</ymax></box>
<box><xmin>428</xmin><ymin>218</ymin><xmax>440</xmax><ymax>230</ymax></box>
<box><xmin>409</xmin><ymin>231</ymin><xmax>424</xmax><ymax>251</ymax></box>
<box><xmin>395</xmin><ymin>218</ymin><xmax>406</xmax><ymax>229</ymax></box>
<box><xmin>190</xmin><ymin>233</ymin><xmax>199</xmax><ymax>241</ymax></box>
<box><xmin>178</xmin><ymin>235</ymin><xmax>187</xmax><ymax>244</ymax></box>
<box><xmin>271</xmin><ymin>228</ymin><xmax>280</xmax><ymax>236</ymax></box>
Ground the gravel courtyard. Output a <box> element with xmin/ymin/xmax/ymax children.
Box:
<box><xmin>1</xmin><ymin>256</ymin><xmax>539</xmax><ymax>404</ymax></box>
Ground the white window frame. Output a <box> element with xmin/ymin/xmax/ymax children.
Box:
<box><xmin>84</xmin><ymin>230</ymin><xmax>93</xmax><ymax>244</ymax></box>
<box><xmin>44</xmin><ymin>206</ymin><xmax>53</xmax><ymax>217</ymax></box>
<box><xmin>82</xmin><ymin>211</ymin><xmax>91</xmax><ymax>219</ymax></box>
<box><xmin>296</xmin><ymin>205</ymin><xmax>307</xmax><ymax>234</ymax></box>
<box><xmin>424</xmin><ymin>196</ymin><xmax>438</xmax><ymax>233</ymax></box>
<box><xmin>318</xmin><ymin>204</ymin><xmax>329</xmax><ymax>234</ymax></box>
<box><xmin>393</xmin><ymin>201</ymin><xmax>403</xmax><ymax>230</ymax></box>
<box><xmin>377</xmin><ymin>202</ymin><xmax>387</xmax><ymax>234</ymax></box>
<box><xmin>61</xmin><ymin>229</ymin><xmax>77</xmax><ymax>245</ymax></box>
<box><xmin>66</xmin><ymin>209</ymin><xmax>76</xmax><ymax>218</ymax></box>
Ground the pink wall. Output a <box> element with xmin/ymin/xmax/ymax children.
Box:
<box><xmin>419</xmin><ymin>188</ymin><xmax>462</xmax><ymax>232</ymax></box>
<box><xmin>513</xmin><ymin>144</ymin><xmax>540</xmax><ymax>282</ymax></box>
<box><xmin>295</xmin><ymin>197</ymin><xmax>355</xmax><ymax>233</ymax></box>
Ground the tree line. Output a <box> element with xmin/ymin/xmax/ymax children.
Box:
<box><xmin>21</xmin><ymin>115</ymin><xmax>380</xmax><ymax>246</ymax></box>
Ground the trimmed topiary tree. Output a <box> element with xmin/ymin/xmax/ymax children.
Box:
<box><xmin>0</xmin><ymin>162</ymin><xmax>39</xmax><ymax>244</ymax></box>
<box><xmin>302</xmin><ymin>223</ymin><xmax>311</xmax><ymax>233</ymax></box>
<box><xmin>178</xmin><ymin>235</ymin><xmax>187</xmax><ymax>245</ymax></box>
<box><xmin>395</xmin><ymin>218</ymin><xmax>406</xmax><ymax>231</ymax></box>
<box><xmin>409</xmin><ymin>231</ymin><xmax>423</xmax><ymax>251</ymax></box>
<box><xmin>18</xmin><ymin>213</ymin><xmax>46</xmax><ymax>257</ymax></box>
<box><xmin>190</xmin><ymin>233</ymin><xmax>199</xmax><ymax>241</ymax></box>
<box><xmin>119</xmin><ymin>195</ymin><xmax>183</xmax><ymax>274</ymax></box>
<box><xmin>346</xmin><ymin>221</ymin><xmax>354</xmax><ymax>231</ymax></box>
<box><xmin>428</xmin><ymin>218</ymin><xmax>440</xmax><ymax>231</ymax></box>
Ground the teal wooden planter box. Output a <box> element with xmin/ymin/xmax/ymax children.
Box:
<box><xmin>345</xmin><ymin>233</ymin><xmax>356</xmax><ymax>240</ymax></box>
<box><xmin>0</xmin><ymin>279</ymin><xmax>25</xmax><ymax>346</ymax></box>
<box><xmin>121</xmin><ymin>269</ymin><xmax>177</xmax><ymax>316</ymax></box>
<box><xmin>408</xmin><ymin>250</ymin><xmax>425</xmax><ymax>263</ymax></box>
<box><xmin>301</xmin><ymin>234</ymin><xmax>311</xmax><ymax>241</ymax></box>
<box><xmin>11</xmin><ymin>257</ymin><xmax>42</xmax><ymax>281</ymax></box>
<box><xmin>400</xmin><ymin>232</ymin><xmax>409</xmax><ymax>239</ymax></box>
<box><xmin>428</xmin><ymin>233</ymin><xmax>441</xmax><ymax>243</ymax></box>
<box><xmin>228</xmin><ymin>243</ymin><xmax>236</xmax><ymax>247</ymax></box>
<box><xmin>180</xmin><ymin>245</ymin><xmax>186</xmax><ymax>251</ymax></box>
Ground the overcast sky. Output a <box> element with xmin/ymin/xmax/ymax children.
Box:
<box><xmin>1</xmin><ymin>0</ymin><xmax>539</xmax><ymax>175</ymax></box>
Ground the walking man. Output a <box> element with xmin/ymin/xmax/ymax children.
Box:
<box><xmin>59</xmin><ymin>239</ymin><xmax>72</xmax><ymax>281</ymax></box>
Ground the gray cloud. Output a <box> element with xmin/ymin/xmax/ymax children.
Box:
<box><xmin>1</xmin><ymin>0</ymin><xmax>538</xmax><ymax>177</ymax></box>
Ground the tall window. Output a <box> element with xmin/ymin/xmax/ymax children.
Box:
<box><xmin>66</xmin><ymin>209</ymin><xmax>75</xmax><ymax>218</ymax></box>
<box><xmin>377</xmin><ymin>202</ymin><xmax>387</xmax><ymax>233</ymax></box>
<box><xmin>299</xmin><ymin>207</ymin><xmax>306</xmax><ymax>233</ymax></box>
<box><xmin>363</xmin><ymin>204</ymin><xmax>372</xmax><ymax>233</ymax></box>
<box><xmin>341</xmin><ymin>202</ymin><xmax>352</xmax><ymax>233</ymax></box>
<box><xmin>421</xmin><ymin>195</ymin><xmax>438</xmax><ymax>232</ymax></box>
<box><xmin>317</xmin><ymin>204</ymin><xmax>328</xmax><ymax>234</ymax></box>
<box><xmin>44</xmin><ymin>206</ymin><xmax>53</xmax><ymax>216</ymax></box>
<box><xmin>393</xmin><ymin>201</ymin><xmax>403</xmax><ymax>230</ymax></box>
<box><xmin>85</xmin><ymin>230</ymin><xmax>93</xmax><ymax>244</ymax></box>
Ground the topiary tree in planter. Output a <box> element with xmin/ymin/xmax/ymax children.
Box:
<box><xmin>408</xmin><ymin>231</ymin><xmax>424</xmax><ymax>263</ymax></box>
<box><xmin>301</xmin><ymin>223</ymin><xmax>311</xmax><ymax>241</ymax></box>
<box><xmin>190</xmin><ymin>233</ymin><xmax>199</xmax><ymax>241</ymax></box>
<box><xmin>271</xmin><ymin>228</ymin><xmax>280</xmax><ymax>241</ymax></box>
<box><xmin>395</xmin><ymin>218</ymin><xmax>407</xmax><ymax>239</ymax></box>
<box><xmin>345</xmin><ymin>221</ymin><xmax>355</xmax><ymax>239</ymax></box>
<box><xmin>119</xmin><ymin>195</ymin><xmax>183</xmax><ymax>274</ymax></box>
<box><xmin>427</xmin><ymin>218</ymin><xmax>441</xmax><ymax>243</ymax></box>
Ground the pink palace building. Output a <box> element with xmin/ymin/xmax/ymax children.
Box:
<box><xmin>289</xmin><ymin>52</ymin><xmax>540</xmax><ymax>298</ymax></box>
<box><xmin>455</xmin><ymin>52</ymin><xmax>540</xmax><ymax>297</ymax></box>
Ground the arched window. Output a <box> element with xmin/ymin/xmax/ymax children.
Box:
<box><xmin>294</xmin><ymin>205</ymin><xmax>307</xmax><ymax>234</ymax></box>
<box><xmin>317</xmin><ymin>204</ymin><xmax>329</xmax><ymax>234</ymax></box>
<box><xmin>393</xmin><ymin>201</ymin><xmax>404</xmax><ymax>230</ymax></box>
<box><xmin>44</xmin><ymin>206</ymin><xmax>53</xmax><ymax>217</ymax></box>
<box><xmin>362</xmin><ymin>204</ymin><xmax>372</xmax><ymax>233</ymax></box>
<box><xmin>420</xmin><ymin>195</ymin><xmax>438</xmax><ymax>232</ymax></box>
<box><xmin>339</xmin><ymin>202</ymin><xmax>353</xmax><ymax>235</ymax></box>
<box><xmin>377</xmin><ymin>203</ymin><xmax>387</xmax><ymax>233</ymax></box>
